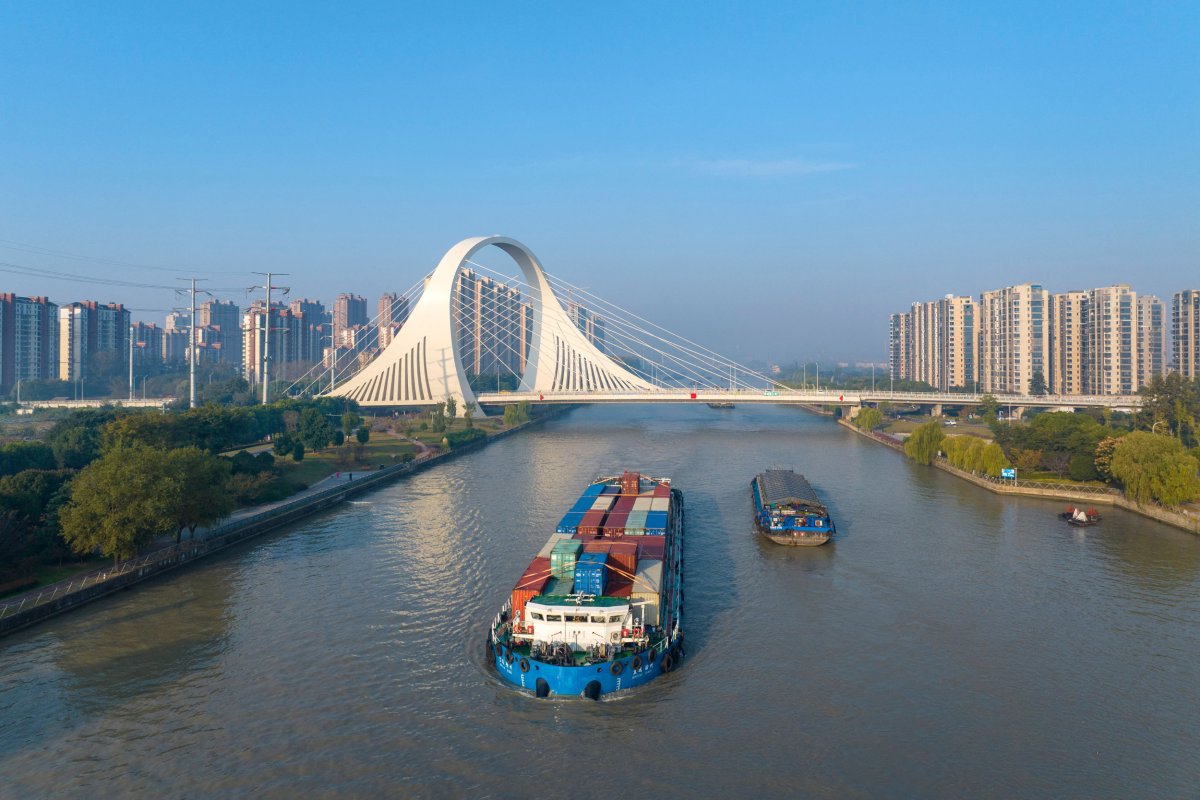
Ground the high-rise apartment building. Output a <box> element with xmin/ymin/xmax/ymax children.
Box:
<box><xmin>242</xmin><ymin>302</ymin><xmax>303</xmax><ymax>384</ymax></box>
<box><xmin>58</xmin><ymin>301</ymin><xmax>130</xmax><ymax>382</ymax></box>
<box><xmin>377</xmin><ymin>293</ymin><xmax>410</xmax><ymax>350</ymax></box>
<box><xmin>888</xmin><ymin>312</ymin><xmax>913</xmax><ymax>381</ymax></box>
<box><xmin>979</xmin><ymin>283</ymin><xmax>1049</xmax><ymax>394</ymax></box>
<box><xmin>130</xmin><ymin>321</ymin><xmax>163</xmax><ymax>367</ymax></box>
<box><xmin>333</xmin><ymin>294</ymin><xmax>368</xmax><ymax>347</ymax></box>
<box><xmin>1173</xmin><ymin>290</ymin><xmax>1200</xmax><ymax>380</ymax></box>
<box><xmin>289</xmin><ymin>299</ymin><xmax>328</xmax><ymax>364</ymax></box>
<box><xmin>453</xmin><ymin>269</ymin><xmax>531</xmax><ymax>377</ymax></box>
<box><xmin>1049</xmin><ymin>291</ymin><xmax>1087</xmax><ymax>395</ymax></box>
<box><xmin>164</xmin><ymin>312</ymin><xmax>189</xmax><ymax>332</ymax></box>
<box><xmin>1081</xmin><ymin>285</ymin><xmax>1137</xmax><ymax>395</ymax></box>
<box><xmin>887</xmin><ymin>296</ymin><xmax>977</xmax><ymax>390</ymax></box>
<box><xmin>197</xmin><ymin>299</ymin><xmax>242</xmax><ymax>369</ymax></box>
<box><xmin>0</xmin><ymin>294</ymin><xmax>58</xmax><ymax>391</ymax></box>
<box><xmin>162</xmin><ymin>329</ymin><xmax>189</xmax><ymax>365</ymax></box>
<box><xmin>1136</xmin><ymin>295</ymin><xmax>1166</xmax><ymax>387</ymax></box>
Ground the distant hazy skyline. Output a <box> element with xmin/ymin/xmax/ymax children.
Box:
<box><xmin>1</xmin><ymin>2</ymin><xmax>1196</xmax><ymax>362</ymax></box>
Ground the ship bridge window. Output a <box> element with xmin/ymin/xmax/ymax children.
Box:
<box><xmin>609</xmin><ymin>614</ymin><xmax>624</xmax><ymax>623</ymax></box>
<box><xmin>530</xmin><ymin>612</ymin><xmax>544</xmax><ymax>621</ymax></box>
<box><xmin>545</xmin><ymin>614</ymin><xmax>562</xmax><ymax>622</ymax></box>
<box><xmin>566</xmin><ymin>614</ymin><xmax>588</xmax><ymax>623</ymax></box>
<box><xmin>590</xmin><ymin>615</ymin><xmax>607</xmax><ymax>623</ymax></box>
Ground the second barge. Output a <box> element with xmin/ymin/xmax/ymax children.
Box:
<box><xmin>752</xmin><ymin>468</ymin><xmax>835</xmax><ymax>546</ymax></box>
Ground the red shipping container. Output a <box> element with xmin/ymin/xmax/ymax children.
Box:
<box><xmin>606</xmin><ymin>574</ymin><xmax>633</xmax><ymax>598</ymax></box>
<box><xmin>612</xmin><ymin>495</ymin><xmax>637</xmax><ymax>514</ymax></box>
<box><xmin>652</xmin><ymin>483</ymin><xmax>670</xmax><ymax>498</ymax></box>
<box><xmin>620</xmin><ymin>471</ymin><xmax>641</xmax><ymax>495</ymax></box>
<box><xmin>637</xmin><ymin>536</ymin><xmax>666</xmax><ymax>561</ymax></box>
<box><xmin>578</xmin><ymin>508</ymin><xmax>607</xmax><ymax>536</ymax></box>
<box><xmin>602</xmin><ymin>509</ymin><xmax>630</xmax><ymax>536</ymax></box>
<box><xmin>582</xmin><ymin>540</ymin><xmax>638</xmax><ymax>577</ymax></box>
<box><xmin>511</xmin><ymin>557</ymin><xmax>551</xmax><ymax>619</ymax></box>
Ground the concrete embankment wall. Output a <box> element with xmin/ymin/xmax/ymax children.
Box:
<box><xmin>0</xmin><ymin>409</ymin><xmax>572</xmax><ymax>639</ymax></box>
<box><xmin>837</xmin><ymin>418</ymin><xmax>1200</xmax><ymax>535</ymax></box>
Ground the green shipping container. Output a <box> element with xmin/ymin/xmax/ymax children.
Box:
<box><xmin>550</xmin><ymin>538</ymin><xmax>583</xmax><ymax>578</ymax></box>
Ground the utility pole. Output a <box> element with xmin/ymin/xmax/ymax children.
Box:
<box><xmin>177</xmin><ymin>278</ymin><xmax>206</xmax><ymax>409</ymax></box>
<box><xmin>251</xmin><ymin>272</ymin><xmax>290</xmax><ymax>405</ymax></box>
<box><xmin>128</xmin><ymin>323</ymin><xmax>135</xmax><ymax>401</ymax></box>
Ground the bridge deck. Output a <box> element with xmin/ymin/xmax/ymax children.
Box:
<box><xmin>473</xmin><ymin>390</ymin><xmax>1141</xmax><ymax>409</ymax></box>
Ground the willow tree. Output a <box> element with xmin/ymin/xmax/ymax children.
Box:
<box><xmin>1110</xmin><ymin>432</ymin><xmax>1200</xmax><ymax>506</ymax></box>
<box><xmin>904</xmin><ymin>421</ymin><xmax>945</xmax><ymax>465</ymax></box>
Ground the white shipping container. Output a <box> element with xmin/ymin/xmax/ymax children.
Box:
<box><xmin>591</xmin><ymin>496</ymin><xmax>614</xmax><ymax>511</ymax></box>
<box><xmin>632</xmin><ymin>497</ymin><xmax>654</xmax><ymax>511</ymax></box>
<box><xmin>631</xmin><ymin>558</ymin><xmax>664</xmax><ymax>627</ymax></box>
<box><xmin>538</xmin><ymin>532</ymin><xmax>571</xmax><ymax>559</ymax></box>
<box><xmin>649</xmin><ymin>498</ymin><xmax>670</xmax><ymax>512</ymax></box>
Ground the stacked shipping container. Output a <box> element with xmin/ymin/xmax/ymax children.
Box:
<box><xmin>514</xmin><ymin>475</ymin><xmax>676</xmax><ymax>629</ymax></box>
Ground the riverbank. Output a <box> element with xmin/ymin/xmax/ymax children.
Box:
<box><xmin>0</xmin><ymin>406</ymin><xmax>575</xmax><ymax>639</ymax></box>
<box><xmin>837</xmin><ymin>418</ymin><xmax>1200</xmax><ymax>534</ymax></box>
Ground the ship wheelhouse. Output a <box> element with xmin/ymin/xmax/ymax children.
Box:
<box><xmin>522</xmin><ymin>599</ymin><xmax>631</xmax><ymax>650</ymax></box>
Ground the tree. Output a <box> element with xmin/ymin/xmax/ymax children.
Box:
<box><xmin>291</xmin><ymin>441</ymin><xmax>305</xmax><ymax>461</ymax></box>
<box><xmin>854</xmin><ymin>407</ymin><xmax>884</xmax><ymax>431</ymax></box>
<box><xmin>430</xmin><ymin>401</ymin><xmax>448</xmax><ymax>433</ymax></box>
<box><xmin>444</xmin><ymin>396</ymin><xmax>457</xmax><ymax>426</ymax></box>
<box><xmin>1094</xmin><ymin>436</ymin><xmax>1120</xmax><ymax>482</ymax></box>
<box><xmin>163</xmin><ymin>447</ymin><xmax>234</xmax><ymax>542</ymax></box>
<box><xmin>334</xmin><ymin>430</ymin><xmax>345</xmax><ymax>446</ymax></box>
<box><xmin>356</xmin><ymin>426</ymin><xmax>370</xmax><ymax>444</ymax></box>
<box><xmin>59</xmin><ymin>446</ymin><xmax>177</xmax><ymax>564</ymax></box>
<box><xmin>273</xmin><ymin>434</ymin><xmax>295</xmax><ymax>457</ymax></box>
<box><xmin>463</xmin><ymin>401</ymin><xmax>477</xmax><ymax>429</ymax></box>
<box><xmin>297</xmin><ymin>407</ymin><xmax>335</xmax><ymax>451</ymax></box>
<box><xmin>502</xmin><ymin>404</ymin><xmax>518</xmax><ymax>427</ymax></box>
<box><xmin>1110</xmin><ymin>431</ymin><xmax>1200</xmax><ymax>506</ymax></box>
<box><xmin>903</xmin><ymin>421</ymin><xmax>944</xmax><ymax>465</ymax></box>
<box><xmin>978</xmin><ymin>442</ymin><xmax>1010</xmax><ymax>477</ymax></box>
<box><xmin>341</xmin><ymin>410</ymin><xmax>362</xmax><ymax>434</ymax></box>
<box><xmin>0</xmin><ymin>442</ymin><xmax>57</xmax><ymax>477</ymax></box>
<box><xmin>1138</xmin><ymin>374</ymin><xmax>1200</xmax><ymax>447</ymax></box>
<box><xmin>1029</xmin><ymin>370</ymin><xmax>1047</xmax><ymax>396</ymax></box>
<box><xmin>1011</xmin><ymin>448</ymin><xmax>1043</xmax><ymax>472</ymax></box>
<box><xmin>978</xmin><ymin>394</ymin><xmax>1000</xmax><ymax>422</ymax></box>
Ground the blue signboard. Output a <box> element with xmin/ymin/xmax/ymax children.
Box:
<box><xmin>1001</xmin><ymin>468</ymin><xmax>1016</xmax><ymax>479</ymax></box>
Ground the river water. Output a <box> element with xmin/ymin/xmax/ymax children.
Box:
<box><xmin>1</xmin><ymin>405</ymin><xmax>1197</xmax><ymax>799</ymax></box>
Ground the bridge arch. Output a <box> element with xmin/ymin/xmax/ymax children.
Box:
<box><xmin>326</xmin><ymin>236</ymin><xmax>653</xmax><ymax>413</ymax></box>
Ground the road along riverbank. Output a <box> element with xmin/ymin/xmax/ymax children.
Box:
<box><xmin>0</xmin><ymin>407</ymin><xmax>576</xmax><ymax>639</ymax></box>
<box><xmin>837</xmin><ymin>418</ymin><xmax>1200</xmax><ymax>535</ymax></box>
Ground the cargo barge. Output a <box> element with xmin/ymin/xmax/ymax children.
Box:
<box><xmin>489</xmin><ymin>471</ymin><xmax>684</xmax><ymax>700</ymax></box>
<box><xmin>752</xmin><ymin>468</ymin><xmax>834</xmax><ymax>546</ymax></box>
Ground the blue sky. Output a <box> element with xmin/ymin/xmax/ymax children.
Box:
<box><xmin>1</xmin><ymin>2</ymin><xmax>1196</xmax><ymax>362</ymax></box>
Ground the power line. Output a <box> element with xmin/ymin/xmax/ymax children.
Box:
<box><xmin>0</xmin><ymin>237</ymin><xmax>244</xmax><ymax>275</ymax></box>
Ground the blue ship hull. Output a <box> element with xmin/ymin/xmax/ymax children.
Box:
<box><xmin>491</xmin><ymin>642</ymin><xmax>682</xmax><ymax>698</ymax></box>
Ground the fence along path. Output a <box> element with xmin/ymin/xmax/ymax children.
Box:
<box><xmin>0</xmin><ymin>449</ymin><xmax>437</xmax><ymax>626</ymax></box>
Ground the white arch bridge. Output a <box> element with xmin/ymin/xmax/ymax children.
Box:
<box><xmin>302</xmin><ymin>236</ymin><xmax>1141</xmax><ymax>417</ymax></box>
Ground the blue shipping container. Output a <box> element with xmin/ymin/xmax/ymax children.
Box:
<box><xmin>645</xmin><ymin>511</ymin><xmax>669</xmax><ymax>532</ymax></box>
<box><xmin>555</xmin><ymin>511</ymin><xmax>585</xmax><ymax>534</ymax></box>
<box><xmin>573</xmin><ymin>552</ymin><xmax>608</xmax><ymax>594</ymax></box>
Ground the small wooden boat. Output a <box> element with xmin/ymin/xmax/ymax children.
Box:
<box><xmin>1060</xmin><ymin>506</ymin><xmax>1101</xmax><ymax>526</ymax></box>
<box><xmin>707</xmin><ymin>402</ymin><xmax>735</xmax><ymax>410</ymax></box>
